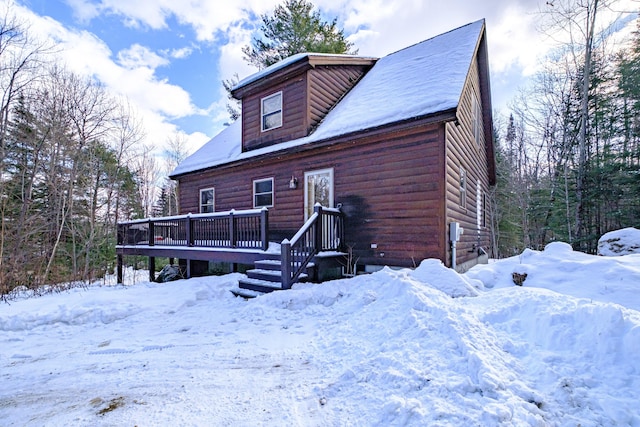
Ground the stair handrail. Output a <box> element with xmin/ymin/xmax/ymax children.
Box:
<box><xmin>281</xmin><ymin>204</ymin><xmax>344</xmax><ymax>289</ymax></box>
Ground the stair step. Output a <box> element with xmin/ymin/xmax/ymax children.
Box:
<box><xmin>246</xmin><ymin>268</ymin><xmax>282</xmax><ymax>282</ymax></box>
<box><xmin>238</xmin><ymin>277</ymin><xmax>283</xmax><ymax>293</ymax></box>
<box><xmin>246</xmin><ymin>268</ymin><xmax>308</xmax><ymax>283</ymax></box>
<box><xmin>254</xmin><ymin>259</ymin><xmax>282</xmax><ymax>271</ymax></box>
<box><xmin>254</xmin><ymin>260</ymin><xmax>316</xmax><ymax>269</ymax></box>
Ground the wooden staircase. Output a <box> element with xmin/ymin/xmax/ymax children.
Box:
<box><xmin>238</xmin><ymin>259</ymin><xmax>313</xmax><ymax>293</ymax></box>
<box><xmin>237</xmin><ymin>205</ymin><xmax>344</xmax><ymax>294</ymax></box>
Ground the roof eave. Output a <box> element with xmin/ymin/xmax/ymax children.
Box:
<box><xmin>476</xmin><ymin>22</ymin><xmax>497</xmax><ymax>186</ymax></box>
<box><xmin>231</xmin><ymin>59</ymin><xmax>312</xmax><ymax>99</ymax></box>
<box><xmin>170</xmin><ymin>109</ymin><xmax>458</xmax><ymax>179</ymax></box>
<box><xmin>231</xmin><ymin>54</ymin><xmax>378</xmax><ymax>99</ymax></box>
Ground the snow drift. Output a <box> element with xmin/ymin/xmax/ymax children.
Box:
<box><xmin>1</xmin><ymin>234</ymin><xmax>640</xmax><ymax>425</ymax></box>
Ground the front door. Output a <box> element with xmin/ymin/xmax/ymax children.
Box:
<box><xmin>304</xmin><ymin>168</ymin><xmax>334</xmax><ymax>219</ymax></box>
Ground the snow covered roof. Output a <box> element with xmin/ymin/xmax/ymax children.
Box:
<box><xmin>172</xmin><ymin>120</ymin><xmax>242</xmax><ymax>176</ymax></box>
<box><xmin>232</xmin><ymin>52</ymin><xmax>378</xmax><ymax>94</ymax></box>
<box><xmin>171</xmin><ymin>19</ymin><xmax>485</xmax><ymax>178</ymax></box>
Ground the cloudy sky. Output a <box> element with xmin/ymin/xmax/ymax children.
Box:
<box><xmin>4</xmin><ymin>0</ymin><xmax>639</xmax><ymax>155</ymax></box>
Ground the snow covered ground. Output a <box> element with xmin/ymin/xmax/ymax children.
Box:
<box><xmin>1</xmin><ymin>239</ymin><xmax>640</xmax><ymax>426</ymax></box>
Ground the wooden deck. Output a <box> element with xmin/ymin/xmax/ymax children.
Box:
<box><xmin>116</xmin><ymin>206</ymin><xmax>346</xmax><ymax>291</ymax></box>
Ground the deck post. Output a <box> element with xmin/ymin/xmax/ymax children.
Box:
<box><xmin>149</xmin><ymin>256</ymin><xmax>155</xmax><ymax>282</ymax></box>
<box><xmin>281</xmin><ymin>239</ymin><xmax>292</xmax><ymax>289</ymax></box>
<box><xmin>117</xmin><ymin>254</ymin><xmax>123</xmax><ymax>284</ymax></box>
<box><xmin>314</xmin><ymin>204</ymin><xmax>323</xmax><ymax>251</ymax></box>
<box><xmin>229</xmin><ymin>209</ymin><xmax>236</xmax><ymax>248</ymax></box>
<box><xmin>261</xmin><ymin>207</ymin><xmax>269</xmax><ymax>251</ymax></box>
<box><xmin>148</xmin><ymin>219</ymin><xmax>155</xmax><ymax>246</ymax></box>
<box><xmin>186</xmin><ymin>213</ymin><xmax>193</xmax><ymax>247</ymax></box>
<box><xmin>117</xmin><ymin>223</ymin><xmax>124</xmax><ymax>246</ymax></box>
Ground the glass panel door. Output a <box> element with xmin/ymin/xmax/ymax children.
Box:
<box><xmin>304</xmin><ymin>168</ymin><xmax>334</xmax><ymax>219</ymax></box>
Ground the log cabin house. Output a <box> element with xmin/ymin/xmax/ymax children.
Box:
<box><xmin>116</xmin><ymin>19</ymin><xmax>496</xmax><ymax>292</ymax></box>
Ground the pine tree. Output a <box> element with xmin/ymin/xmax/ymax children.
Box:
<box><xmin>223</xmin><ymin>0</ymin><xmax>357</xmax><ymax>121</ymax></box>
<box><xmin>612</xmin><ymin>14</ymin><xmax>640</xmax><ymax>230</ymax></box>
<box><xmin>242</xmin><ymin>0</ymin><xmax>356</xmax><ymax>69</ymax></box>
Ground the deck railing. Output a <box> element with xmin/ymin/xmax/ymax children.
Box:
<box><xmin>117</xmin><ymin>208</ymin><xmax>269</xmax><ymax>251</ymax></box>
<box><xmin>281</xmin><ymin>205</ymin><xmax>344</xmax><ymax>289</ymax></box>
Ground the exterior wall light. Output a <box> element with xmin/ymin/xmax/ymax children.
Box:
<box><xmin>289</xmin><ymin>176</ymin><xmax>298</xmax><ymax>189</ymax></box>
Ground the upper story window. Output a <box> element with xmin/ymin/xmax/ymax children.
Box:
<box><xmin>472</xmin><ymin>92</ymin><xmax>482</xmax><ymax>147</ymax></box>
<box><xmin>199</xmin><ymin>188</ymin><xmax>214</xmax><ymax>213</ymax></box>
<box><xmin>261</xmin><ymin>92</ymin><xmax>282</xmax><ymax>132</ymax></box>
<box><xmin>253</xmin><ymin>178</ymin><xmax>274</xmax><ymax>208</ymax></box>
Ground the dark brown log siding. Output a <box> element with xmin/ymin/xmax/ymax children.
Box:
<box><xmin>177</xmin><ymin>122</ymin><xmax>447</xmax><ymax>268</ymax></box>
<box><xmin>308</xmin><ymin>65</ymin><xmax>369</xmax><ymax>131</ymax></box>
<box><xmin>241</xmin><ymin>77</ymin><xmax>308</xmax><ymax>151</ymax></box>
<box><xmin>240</xmin><ymin>65</ymin><xmax>370</xmax><ymax>153</ymax></box>
<box><xmin>445</xmin><ymin>55</ymin><xmax>492</xmax><ymax>267</ymax></box>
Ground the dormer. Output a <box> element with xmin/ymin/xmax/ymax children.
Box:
<box><xmin>231</xmin><ymin>53</ymin><xmax>377</xmax><ymax>152</ymax></box>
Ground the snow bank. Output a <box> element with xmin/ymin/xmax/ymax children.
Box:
<box><xmin>466</xmin><ymin>241</ymin><xmax>640</xmax><ymax>310</ymax></box>
<box><xmin>2</xmin><ymin>245</ymin><xmax>640</xmax><ymax>425</ymax></box>
<box><xmin>410</xmin><ymin>258</ymin><xmax>483</xmax><ymax>297</ymax></box>
<box><xmin>598</xmin><ymin>227</ymin><xmax>640</xmax><ymax>256</ymax></box>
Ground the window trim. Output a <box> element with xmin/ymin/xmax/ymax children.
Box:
<box><xmin>261</xmin><ymin>91</ymin><xmax>283</xmax><ymax>132</ymax></box>
<box><xmin>482</xmin><ymin>191</ymin><xmax>488</xmax><ymax>228</ymax></box>
<box><xmin>476</xmin><ymin>179</ymin><xmax>482</xmax><ymax>231</ymax></box>
<box><xmin>199</xmin><ymin>187</ymin><xmax>215</xmax><ymax>213</ymax></box>
<box><xmin>253</xmin><ymin>177</ymin><xmax>274</xmax><ymax>208</ymax></box>
<box><xmin>459</xmin><ymin>168</ymin><xmax>467</xmax><ymax>211</ymax></box>
<box><xmin>472</xmin><ymin>92</ymin><xmax>482</xmax><ymax>147</ymax></box>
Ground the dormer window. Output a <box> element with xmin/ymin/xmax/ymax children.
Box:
<box><xmin>261</xmin><ymin>92</ymin><xmax>282</xmax><ymax>131</ymax></box>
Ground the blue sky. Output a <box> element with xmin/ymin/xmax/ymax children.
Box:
<box><xmin>5</xmin><ymin>0</ymin><xmax>638</xmax><ymax>156</ymax></box>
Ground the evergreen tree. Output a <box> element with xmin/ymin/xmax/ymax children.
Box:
<box><xmin>612</xmin><ymin>15</ymin><xmax>640</xmax><ymax>229</ymax></box>
<box><xmin>242</xmin><ymin>0</ymin><xmax>356</xmax><ymax>69</ymax></box>
<box><xmin>223</xmin><ymin>0</ymin><xmax>357</xmax><ymax>121</ymax></box>
<box><xmin>617</xmin><ymin>17</ymin><xmax>640</xmax><ymax>162</ymax></box>
<box><xmin>222</xmin><ymin>73</ymin><xmax>241</xmax><ymax>122</ymax></box>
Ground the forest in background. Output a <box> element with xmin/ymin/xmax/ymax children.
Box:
<box><xmin>491</xmin><ymin>1</ymin><xmax>640</xmax><ymax>257</ymax></box>
<box><xmin>0</xmin><ymin>9</ymin><xmax>185</xmax><ymax>295</ymax></box>
<box><xmin>1</xmin><ymin>1</ymin><xmax>639</xmax><ymax>295</ymax></box>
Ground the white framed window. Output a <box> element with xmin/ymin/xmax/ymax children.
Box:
<box><xmin>253</xmin><ymin>177</ymin><xmax>274</xmax><ymax>208</ymax></box>
<box><xmin>460</xmin><ymin>168</ymin><xmax>467</xmax><ymax>210</ymax></box>
<box><xmin>261</xmin><ymin>92</ymin><xmax>282</xmax><ymax>132</ymax></box>
<box><xmin>199</xmin><ymin>188</ymin><xmax>214</xmax><ymax>213</ymax></box>
<box><xmin>472</xmin><ymin>92</ymin><xmax>482</xmax><ymax>147</ymax></box>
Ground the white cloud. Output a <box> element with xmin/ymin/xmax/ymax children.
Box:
<box><xmin>488</xmin><ymin>5</ymin><xmax>547</xmax><ymax>76</ymax></box>
<box><xmin>217</xmin><ymin>23</ymin><xmax>258</xmax><ymax>85</ymax></box>
<box><xmin>98</xmin><ymin>0</ymin><xmax>170</xmax><ymax>30</ymax></box>
<box><xmin>314</xmin><ymin>0</ymin><xmax>545</xmax><ymax>76</ymax></box>
<box><xmin>65</xmin><ymin>0</ymin><xmax>281</xmax><ymax>42</ymax></box>
<box><xmin>117</xmin><ymin>44</ymin><xmax>169</xmax><ymax>69</ymax></box>
<box><xmin>8</xmin><ymin>1</ymin><xmax>204</xmax><ymax>154</ymax></box>
<box><xmin>168</xmin><ymin>46</ymin><xmax>193</xmax><ymax>59</ymax></box>
<box><xmin>64</xmin><ymin>0</ymin><xmax>99</xmax><ymax>23</ymax></box>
